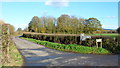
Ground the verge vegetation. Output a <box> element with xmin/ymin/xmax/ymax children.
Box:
<box><xmin>0</xmin><ymin>20</ymin><xmax>23</xmax><ymax>67</ymax></box>
<box><xmin>21</xmin><ymin>37</ymin><xmax>111</xmax><ymax>54</ymax></box>
<box><xmin>22</xmin><ymin>32</ymin><xmax>120</xmax><ymax>54</ymax></box>
<box><xmin>2</xmin><ymin>42</ymin><xmax>23</xmax><ymax>66</ymax></box>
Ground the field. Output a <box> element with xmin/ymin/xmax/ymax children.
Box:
<box><xmin>89</xmin><ymin>33</ymin><xmax>119</xmax><ymax>38</ymax></box>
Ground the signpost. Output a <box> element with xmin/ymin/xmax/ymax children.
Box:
<box><xmin>80</xmin><ymin>33</ymin><xmax>84</xmax><ymax>41</ymax></box>
<box><xmin>80</xmin><ymin>33</ymin><xmax>91</xmax><ymax>45</ymax></box>
<box><xmin>96</xmin><ymin>39</ymin><xmax>102</xmax><ymax>48</ymax></box>
<box><xmin>80</xmin><ymin>33</ymin><xmax>91</xmax><ymax>41</ymax></box>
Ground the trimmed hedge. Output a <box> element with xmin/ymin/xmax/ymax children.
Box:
<box><xmin>83</xmin><ymin>36</ymin><xmax>115</xmax><ymax>47</ymax></box>
<box><xmin>84</xmin><ymin>36</ymin><xmax>120</xmax><ymax>54</ymax></box>
<box><xmin>21</xmin><ymin>37</ymin><xmax>111</xmax><ymax>54</ymax></box>
<box><xmin>22</xmin><ymin>33</ymin><xmax>117</xmax><ymax>46</ymax></box>
<box><xmin>22</xmin><ymin>33</ymin><xmax>80</xmax><ymax>44</ymax></box>
<box><xmin>22</xmin><ymin>32</ymin><xmax>120</xmax><ymax>54</ymax></box>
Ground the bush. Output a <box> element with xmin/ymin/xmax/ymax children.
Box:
<box><xmin>102</xmin><ymin>39</ymin><xmax>120</xmax><ymax>54</ymax></box>
<box><xmin>82</xmin><ymin>36</ymin><xmax>114</xmax><ymax>47</ymax></box>
<box><xmin>84</xmin><ymin>38</ymin><xmax>95</xmax><ymax>47</ymax></box>
<box><xmin>83</xmin><ymin>36</ymin><xmax>120</xmax><ymax>54</ymax></box>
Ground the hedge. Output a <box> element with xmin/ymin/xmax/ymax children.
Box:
<box><xmin>22</xmin><ymin>32</ymin><xmax>120</xmax><ymax>54</ymax></box>
<box><xmin>22</xmin><ymin>32</ymin><xmax>80</xmax><ymax>44</ymax></box>
<box><xmin>22</xmin><ymin>32</ymin><xmax>117</xmax><ymax>45</ymax></box>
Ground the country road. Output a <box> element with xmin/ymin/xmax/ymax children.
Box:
<box><xmin>12</xmin><ymin>37</ymin><xmax>119</xmax><ymax>66</ymax></box>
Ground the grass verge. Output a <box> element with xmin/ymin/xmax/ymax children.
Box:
<box><xmin>2</xmin><ymin>43</ymin><xmax>23</xmax><ymax>66</ymax></box>
<box><xmin>21</xmin><ymin>37</ymin><xmax>111</xmax><ymax>55</ymax></box>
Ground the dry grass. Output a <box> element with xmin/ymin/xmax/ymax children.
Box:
<box><xmin>2</xmin><ymin>43</ymin><xmax>23</xmax><ymax>66</ymax></box>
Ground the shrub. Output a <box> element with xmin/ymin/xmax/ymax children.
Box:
<box><xmin>84</xmin><ymin>38</ymin><xmax>95</xmax><ymax>47</ymax></box>
<box><xmin>102</xmin><ymin>39</ymin><xmax>120</xmax><ymax>54</ymax></box>
<box><xmin>83</xmin><ymin>36</ymin><xmax>120</xmax><ymax>54</ymax></box>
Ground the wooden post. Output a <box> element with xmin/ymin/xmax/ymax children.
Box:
<box><xmin>80</xmin><ymin>33</ymin><xmax>84</xmax><ymax>44</ymax></box>
<box><xmin>101</xmin><ymin>41</ymin><xmax>102</xmax><ymax>48</ymax></box>
<box><xmin>96</xmin><ymin>41</ymin><xmax>98</xmax><ymax>48</ymax></box>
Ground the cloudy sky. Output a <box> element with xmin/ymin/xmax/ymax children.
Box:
<box><xmin>0</xmin><ymin>0</ymin><xmax>119</xmax><ymax>30</ymax></box>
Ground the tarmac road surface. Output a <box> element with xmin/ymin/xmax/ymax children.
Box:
<box><xmin>12</xmin><ymin>37</ymin><xmax>119</xmax><ymax>66</ymax></box>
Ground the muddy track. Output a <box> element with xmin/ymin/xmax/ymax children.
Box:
<box><xmin>12</xmin><ymin>37</ymin><xmax>119</xmax><ymax>66</ymax></box>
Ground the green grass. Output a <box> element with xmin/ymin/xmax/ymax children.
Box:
<box><xmin>86</xmin><ymin>33</ymin><xmax>119</xmax><ymax>38</ymax></box>
<box><xmin>87</xmin><ymin>33</ymin><xmax>118</xmax><ymax>36</ymax></box>
<box><xmin>21</xmin><ymin>37</ymin><xmax>111</xmax><ymax>55</ymax></box>
<box><xmin>93</xmin><ymin>33</ymin><xmax>118</xmax><ymax>36</ymax></box>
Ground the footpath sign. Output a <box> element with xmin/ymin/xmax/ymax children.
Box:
<box><xmin>80</xmin><ymin>33</ymin><xmax>91</xmax><ymax>41</ymax></box>
<box><xmin>96</xmin><ymin>39</ymin><xmax>102</xmax><ymax>48</ymax></box>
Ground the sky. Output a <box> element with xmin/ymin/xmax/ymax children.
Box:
<box><xmin>0</xmin><ymin>0</ymin><xmax>119</xmax><ymax>30</ymax></box>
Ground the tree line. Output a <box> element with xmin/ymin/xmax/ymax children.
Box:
<box><xmin>25</xmin><ymin>14</ymin><xmax>102</xmax><ymax>34</ymax></box>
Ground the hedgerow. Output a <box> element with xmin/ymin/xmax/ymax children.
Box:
<box><xmin>22</xmin><ymin>32</ymin><xmax>120</xmax><ymax>54</ymax></box>
<box><xmin>22</xmin><ymin>32</ymin><xmax>80</xmax><ymax>44</ymax></box>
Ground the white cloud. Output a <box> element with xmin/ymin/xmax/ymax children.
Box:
<box><xmin>13</xmin><ymin>24</ymin><xmax>28</xmax><ymax>30</ymax></box>
<box><xmin>45</xmin><ymin>0</ymin><xmax>69</xmax><ymax>8</ymax></box>
<box><xmin>102</xmin><ymin>25</ymin><xmax>118</xmax><ymax>29</ymax></box>
<box><xmin>106</xmin><ymin>16</ymin><xmax>117</xmax><ymax>18</ymax></box>
<box><xmin>0</xmin><ymin>0</ymin><xmax>119</xmax><ymax>2</ymax></box>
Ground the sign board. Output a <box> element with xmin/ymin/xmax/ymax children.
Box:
<box><xmin>96</xmin><ymin>39</ymin><xmax>102</xmax><ymax>48</ymax></box>
<box><xmin>80</xmin><ymin>34</ymin><xmax>91</xmax><ymax>41</ymax></box>
<box><xmin>80</xmin><ymin>33</ymin><xmax>84</xmax><ymax>36</ymax></box>
<box><xmin>96</xmin><ymin>39</ymin><xmax>102</xmax><ymax>42</ymax></box>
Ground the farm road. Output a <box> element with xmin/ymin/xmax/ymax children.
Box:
<box><xmin>12</xmin><ymin>37</ymin><xmax>119</xmax><ymax>66</ymax></box>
